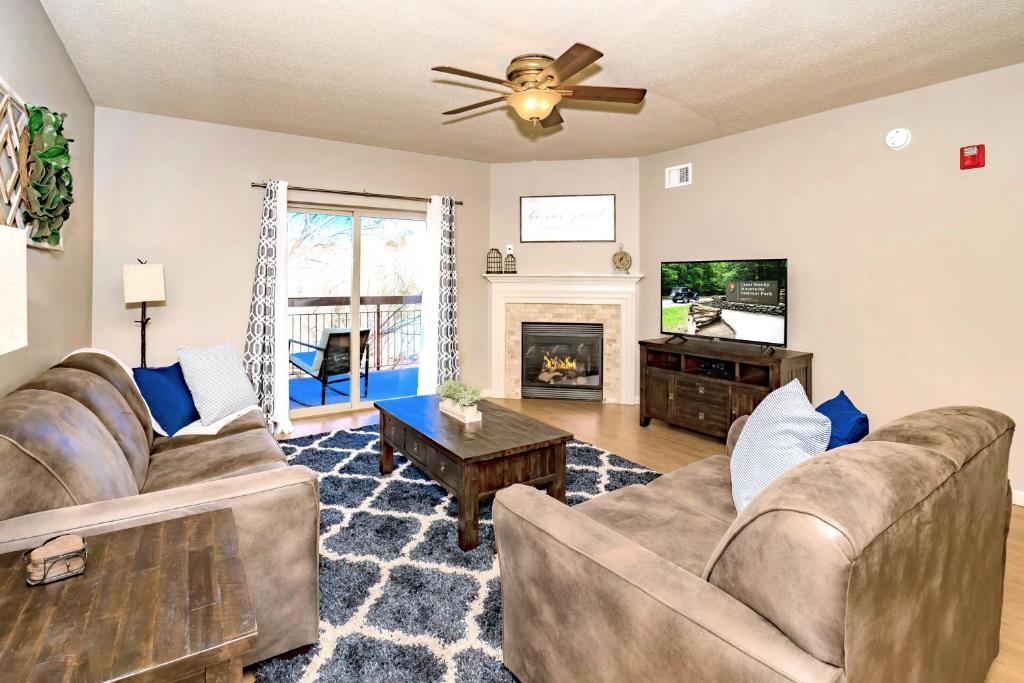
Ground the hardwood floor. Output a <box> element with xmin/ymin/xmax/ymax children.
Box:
<box><xmin>288</xmin><ymin>399</ymin><xmax>1024</xmax><ymax>681</ymax></box>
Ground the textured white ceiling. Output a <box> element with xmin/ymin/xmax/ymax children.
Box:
<box><xmin>40</xmin><ymin>0</ymin><xmax>1024</xmax><ymax>162</ymax></box>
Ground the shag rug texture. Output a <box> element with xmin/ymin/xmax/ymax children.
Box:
<box><xmin>252</xmin><ymin>424</ymin><xmax>659</xmax><ymax>682</ymax></box>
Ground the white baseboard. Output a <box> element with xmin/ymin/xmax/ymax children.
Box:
<box><xmin>1013</xmin><ymin>489</ymin><xmax>1024</xmax><ymax>507</ymax></box>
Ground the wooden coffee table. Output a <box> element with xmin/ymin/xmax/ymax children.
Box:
<box><xmin>0</xmin><ymin>509</ymin><xmax>257</xmax><ymax>682</ymax></box>
<box><xmin>375</xmin><ymin>395</ymin><xmax>573</xmax><ymax>550</ymax></box>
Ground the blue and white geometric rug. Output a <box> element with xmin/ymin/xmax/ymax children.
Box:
<box><xmin>252</xmin><ymin>424</ymin><xmax>660</xmax><ymax>683</ymax></box>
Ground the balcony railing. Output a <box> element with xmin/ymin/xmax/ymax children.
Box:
<box><xmin>287</xmin><ymin>295</ymin><xmax>422</xmax><ymax>375</ymax></box>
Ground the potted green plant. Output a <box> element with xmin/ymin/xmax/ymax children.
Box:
<box><xmin>437</xmin><ymin>380</ymin><xmax>483</xmax><ymax>424</ymax></box>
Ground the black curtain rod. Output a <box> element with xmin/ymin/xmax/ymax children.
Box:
<box><xmin>250</xmin><ymin>182</ymin><xmax>463</xmax><ymax>205</ymax></box>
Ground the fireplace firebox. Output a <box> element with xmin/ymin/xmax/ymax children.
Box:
<box><xmin>521</xmin><ymin>322</ymin><xmax>603</xmax><ymax>400</ymax></box>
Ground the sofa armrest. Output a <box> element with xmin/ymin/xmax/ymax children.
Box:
<box><xmin>0</xmin><ymin>466</ymin><xmax>320</xmax><ymax>666</ymax></box>
<box><xmin>727</xmin><ymin>414</ymin><xmax>749</xmax><ymax>458</ymax></box>
<box><xmin>493</xmin><ymin>485</ymin><xmax>839</xmax><ymax>683</ymax></box>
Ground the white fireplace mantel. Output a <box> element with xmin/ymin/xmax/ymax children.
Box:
<box><xmin>483</xmin><ymin>273</ymin><xmax>644</xmax><ymax>404</ymax></box>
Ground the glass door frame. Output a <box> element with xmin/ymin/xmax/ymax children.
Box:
<box><xmin>287</xmin><ymin>202</ymin><xmax>427</xmax><ymax>420</ymax></box>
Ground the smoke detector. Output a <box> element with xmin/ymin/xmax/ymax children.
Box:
<box><xmin>885</xmin><ymin>128</ymin><xmax>912</xmax><ymax>150</ymax></box>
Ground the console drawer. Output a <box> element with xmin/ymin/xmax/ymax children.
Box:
<box><xmin>671</xmin><ymin>399</ymin><xmax>730</xmax><ymax>436</ymax></box>
<box><xmin>675</xmin><ymin>377</ymin><xmax>729</xmax><ymax>406</ymax></box>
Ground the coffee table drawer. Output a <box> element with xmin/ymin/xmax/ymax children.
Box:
<box><xmin>404</xmin><ymin>437</ymin><xmax>459</xmax><ymax>491</ymax></box>
<box><xmin>427</xmin><ymin>446</ymin><xmax>459</xmax><ymax>491</ymax></box>
<box><xmin>383</xmin><ymin>417</ymin><xmax>405</xmax><ymax>448</ymax></box>
<box><xmin>403</xmin><ymin>434</ymin><xmax>424</xmax><ymax>459</ymax></box>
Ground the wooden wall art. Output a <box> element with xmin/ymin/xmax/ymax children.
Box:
<box><xmin>0</xmin><ymin>76</ymin><xmax>29</xmax><ymax>231</ymax></box>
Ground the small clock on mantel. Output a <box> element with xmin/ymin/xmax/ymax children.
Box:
<box><xmin>611</xmin><ymin>244</ymin><xmax>632</xmax><ymax>274</ymax></box>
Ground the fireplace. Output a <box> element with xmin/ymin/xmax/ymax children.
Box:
<box><xmin>521</xmin><ymin>322</ymin><xmax>603</xmax><ymax>400</ymax></box>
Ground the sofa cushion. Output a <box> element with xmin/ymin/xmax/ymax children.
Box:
<box><xmin>58</xmin><ymin>351</ymin><xmax>154</xmax><ymax>447</ymax></box>
<box><xmin>816</xmin><ymin>390</ymin><xmax>869</xmax><ymax>449</ymax></box>
<box><xmin>177</xmin><ymin>343</ymin><xmax>259</xmax><ymax>425</ymax></box>
<box><xmin>142</xmin><ymin>426</ymin><xmax>286</xmax><ymax>493</ymax></box>
<box><xmin>17</xmin><ymin>367</ymin><xmax>151</xmax><ymax>489</ymax></box>
<box><xmin>575</xmin><ymin>481</ymin><xmax>730</xmax><ymax>575</ymax></box>
<box><xmin>151</xmin><ymin>409</ymin><xmax>268</xmax><ymax>454</ymax></box>
<box><xmin>132</xmin><ymin>363</ymin><xmax>200</xmax><ymax>436</ymax></box>
<box><xmin>730</xmin><ymin>379</ymin><xmax>831</xmax><ymax>512</ymax></box>
<box><xmin>0</xmin><ymin>390</ymin><xmax>139</xmax><ymax>521</ymax></box>
<box><xmin>862</xmin><ymin>405</ymin><xmax>1014</xmax><ymax>470</ymax></box>
<box><xmin>646</xmin><ymin>454</ymin><xmax>737</xmax><ymax>525</ymax></box>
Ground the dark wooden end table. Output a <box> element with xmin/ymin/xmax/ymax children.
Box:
<box><xmin>375</xmin><ymin>395</ymin><xmax>573</xmax><ymax>550</ymax></box>
<box><xmin>0</xmin><ymin>509</ymin><xmax>257</xmax><ymax>682</ymax></box>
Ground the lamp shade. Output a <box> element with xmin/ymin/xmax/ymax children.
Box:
<box><xmin>123</xmin><ymin>263</ymin><xmax>166</xmax><ymax>304</ymax></box>
<box><xmin>0</xmin><ymin>226</ymin><xmax>27</xmax><ymax>356</ymax></box>
<box><xmin>507</xmin><ymin>89</ymin><xmax>562</xmax><ymax>122</ymax></box>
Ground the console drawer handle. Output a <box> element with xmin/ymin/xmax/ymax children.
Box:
<box><xmin>698</xmin><ymin>386</ymin><xmax>705</xmax><ymax>394</ymax></box>
<box><xmin>698</xmin><ymin>412</ymin><xmax>705</xmax><ymax>421</ymax></box>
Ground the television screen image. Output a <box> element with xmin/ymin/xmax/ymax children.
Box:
<box><xmin>661</xmin><ymin>259</ymin><xmax>787</xmax><ymax>346</ymax></box>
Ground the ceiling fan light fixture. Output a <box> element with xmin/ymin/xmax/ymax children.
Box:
<box><xmin>508</xmin><ymin>89</ymin><xmax>562</xmax><ymax>123</ymax></box>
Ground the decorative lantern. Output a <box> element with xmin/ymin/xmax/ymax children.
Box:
<box><xmin>504</xmin><ymin>253</ymin><xmax>517</xmax><ymax>274</ymax></box>
<box><xmin>486</xmin><ymin>248</ymin><xmax>502</xmax><ymax>274</ymax></box>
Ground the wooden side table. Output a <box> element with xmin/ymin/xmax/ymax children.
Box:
<box><xmin>0</xmin><ymin>509</ymin><xmax>257</xmax><ymax>682</ymax></box>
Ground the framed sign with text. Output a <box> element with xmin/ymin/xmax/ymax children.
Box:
<box><xmin>520</xmin><ymin>194</ymin><xmax>615</xmax><ymax>243</ymax></box>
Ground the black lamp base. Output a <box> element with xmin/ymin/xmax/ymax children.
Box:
<box><xmin>136</xmin><ymin>301</ymin><xmax>151</xmax><ymax>368</ymax></box>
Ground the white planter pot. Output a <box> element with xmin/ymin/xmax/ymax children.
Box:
<box><xmin>439</xmin><ymin>397</ymin><xmax>482</xmax><ymax>424</ymax></box>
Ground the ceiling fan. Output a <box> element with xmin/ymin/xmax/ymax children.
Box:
<box><xmin>432</xmin><ymin>43</ymin><xmax>646</xmax><ymax>128</ymax></box>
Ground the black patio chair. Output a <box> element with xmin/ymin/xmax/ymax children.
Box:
<box><xmin>289</xmin><ymin>327</ymin><xmax>371</xmax><ymax>406</ymax></box>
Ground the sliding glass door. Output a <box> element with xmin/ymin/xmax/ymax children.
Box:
<box><xmin>359</xmin><ymin>213</ymin><xmax>427</xmax><ymax>402</ymax></box>
<box><xmin>286</xmin><ymin>206</ymin><xmax>426</xmax><ymax>417</ymax></box>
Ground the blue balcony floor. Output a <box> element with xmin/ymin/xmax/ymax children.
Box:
<box><xmin>288</xmin><ymin>366</ymin><xmax>420</xmax><ymax>410</ymax></box>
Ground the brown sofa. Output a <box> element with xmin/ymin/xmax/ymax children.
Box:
<box><xmin>0</xmin><ymin>351</ymin><xmax>319</xmax><ymax>665</ymax></box>
<box><xmin>494</xmin><ymin>406</ymin><xmax>1014</xmax><ymax>682</ymax></box>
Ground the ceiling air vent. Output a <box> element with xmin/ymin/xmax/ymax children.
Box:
<box><xmin>665</xmin><ymin>163</ymin><xmax>692</xmax><ymax>188</ymax></box>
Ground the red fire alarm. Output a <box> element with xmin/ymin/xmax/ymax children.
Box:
<box><xmin>960</xmin><ymin>144</ymin><xmax>985</xmax><ymax>170</ymax></box>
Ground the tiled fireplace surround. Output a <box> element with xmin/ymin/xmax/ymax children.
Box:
<box><xmin>484</xmin><ymin>274</ymin><xmax>644</xmax><ymax>404</ymax></box>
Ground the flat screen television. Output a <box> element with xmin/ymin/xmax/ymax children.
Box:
<box><xmin>660</xmin><ymin>259</ymin><xmax>788</xmax><ymax>347</ymax></box>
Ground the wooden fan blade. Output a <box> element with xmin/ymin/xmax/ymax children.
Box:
<box><xmin>539</xmin><ymin>106</ymin><xmax>563</xmax><ymax>128</ymax></box>
<box><xmin>537</xmin><ymin>43</ymin><xmax>603</xmax><ymax>87</ymax></box>
<box><xmin>442</xmin><ymin>96</ymin><xmax>507</xmax><ymax>116</ymax></box>
<box><xmin>562</xmin><ymin>85</ymin><xmax>646</xmax><ymax>104</ymax></box>
<box><xmin>432</xmin><ymin>66</ymin><xmax>511</xmax><ymax>87</ymax></box>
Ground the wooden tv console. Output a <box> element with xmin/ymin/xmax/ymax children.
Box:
<box><xmin>639</xmin><ymin>337</ymin><xmax>812</xmax><ymax>439</ymax></box>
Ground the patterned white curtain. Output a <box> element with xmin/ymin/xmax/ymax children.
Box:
<box><xmin>418</xmin><ymin>196</ymin><xmax>459</xmax><ymax>394</ymax></box>
<box><xmin>243</xmin><ymin>180</ymin><xmax>293</xmax><ymax>434</ymax></box>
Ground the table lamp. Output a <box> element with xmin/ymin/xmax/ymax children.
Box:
<box><xmin>123</xmin><ymin>261</ymin><xmax>165</xmax><ymax>367</ymax></box>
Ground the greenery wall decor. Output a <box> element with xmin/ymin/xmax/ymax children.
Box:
<box><xmin>19</xmin><ymin>105</ymin><xmax>73</xmax><ymax>249</ymax></box>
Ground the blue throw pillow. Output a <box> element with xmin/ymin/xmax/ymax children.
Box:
<box><xmin>133</xmin><ymin>363</ymin><xmax>200</xmax><ymax>435</ymax></box>
<box><xmin>816</xmin><ymin>390</ymin><xmax>869</xmax><ymax>450</ymax></box>
<box><xmin>731</xmin><ymin>379</ymin><xmax>832</xmax><ymax>512</ymax></box>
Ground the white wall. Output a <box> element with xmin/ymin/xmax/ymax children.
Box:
<box><xmin>88</xmin><ymin>62</ymin><xmax>1024</xmax><ymax>494</ymax></box>
<box><xmin>0</xmin><ymin>0</ymin><xmax>94</xmax><ymax>394</ymax></box>
<box><xmin>488</xmin><ymin>158</ymin><xmax>640</xmax><ymax>275</ymax></box>
<box><xmin>639</xmin><ymin>64</ymin><xmax>1024</xmax><ymax>488</ymax></box>
<box><xmin>92</xmin><ymin>108</ymin><xmax>491</xmax><ymax>387</ymax></box>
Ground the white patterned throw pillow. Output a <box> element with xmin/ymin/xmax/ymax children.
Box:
<box><xmin>730</xmin><ymin>379</ymin><xmax>831</xmax><ymax>512</ymax></box>
<box><xmin>177</xmin><ymin>343</ymin><xmax>259</xmax><ymax>425</ymax></box>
